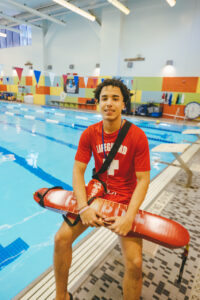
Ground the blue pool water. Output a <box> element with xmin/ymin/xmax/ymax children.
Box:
<box><xmin>0</xmin><ymin>102</ymin><xmax>198</xmax><ymax>299</ymax></box>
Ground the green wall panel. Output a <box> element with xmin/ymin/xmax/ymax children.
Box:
<box><xmin>13</xmin><ymin>76</ymin><xmax>18</xmax><ymax>85</ymax></box>
<box><xmin>133</xmin><ymin>77</ymin><xmax>163</xmax><ymax>91</ymax></box>
<box><xmin>30</xmin><ymin>86</ymin><xmax>36</xmax><ymax>94</ymax></box>
<box><xmin>85</xmin><ymin>88</ymin><xmax>95</xmax><ymax>98</ymax></box>
<box><xmin>184</xmin><ymin>93</ymin><xmax>200</xmax><ymax>105</ymax></box>
<box><xmin>20</xmin><ymin>76</ymin><xmax>26</xmax><ymax>85</ymax></box>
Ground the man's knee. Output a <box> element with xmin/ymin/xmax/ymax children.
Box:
<box><xmin>54</xmin><ymin>227</ymin><xmax>73</xmax><ymax>250</ymax></box>
<box><xmin>125</xmin><ymin>256</ymin><xmax>142</xmax><ymax>279</ymax></box>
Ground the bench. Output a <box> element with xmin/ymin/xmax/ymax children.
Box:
<box><xmin>50</xmin><ymin>100</ymin><xmax>96</xmax><ymax>109</ymax></box>
<box><xmin>151</xmin><ymin>143</ymin><xmax>193</xmax><ymax>187</ymax></box>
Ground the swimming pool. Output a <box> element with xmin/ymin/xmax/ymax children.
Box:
<box><xmin>0</xmin><ymin>102</ymin><xmax>198</xmax><ymax>299</ymax></box>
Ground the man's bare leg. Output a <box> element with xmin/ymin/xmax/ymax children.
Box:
<box><xmin>54</xmin><ymin>219</ymin><xmax>87</xmax><ymax>300</ymax></box>
<box><xmin>119</xmin><ymin>236</ymin><xmax>143</xmax><ymax>300</ymax></box>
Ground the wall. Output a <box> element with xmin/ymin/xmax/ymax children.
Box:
<box><xmin>121</xmin><ymin>0</ymin><xmax>200</xmax><ymax>77</ymax></box>
<box><xmin>45</xmin><ymin>14</ymin><xmax>101</xmax><ymax>76</ymax></box>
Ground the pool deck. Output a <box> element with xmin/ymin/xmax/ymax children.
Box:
<box><xmin>13</xmin><ymin>133</ymin><xmax>200</xmax><ymax>300</ymax></box>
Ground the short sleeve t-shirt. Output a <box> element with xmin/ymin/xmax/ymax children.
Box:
<box><xmin>75</xmin><ymin>120</ymin><xmax>150</xmax><ymax>204</ymax></box>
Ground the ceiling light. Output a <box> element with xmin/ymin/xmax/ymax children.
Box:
<box><xmin>107</xmin><ymin>0</ymin><xmax>130</xmax><ymax>15</ymax></box>
<box><xmin>0</xmin><ymin>32</ymin><xmax>7</xmax><ymax>38</ymax></box>
<box><xmin>166</xmin><ymin>0</ymin><xmax>176</xmax><ymax>7</ymax></box>
<box><xmin>53</xmin><ymin>0</ymin><xmax>96</xmax><ymax>21</ymax></box>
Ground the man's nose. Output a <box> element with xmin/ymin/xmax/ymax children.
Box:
<box><xmin>106</xmin><ymin>97</ymin><xmax>113</xmax><ymax>106</ymax></box>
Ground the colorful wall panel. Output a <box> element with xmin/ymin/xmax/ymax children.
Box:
<box><xmin>65</xmin><ymin>96</ymin><xmax>78</xmax><ymax>103</ymax></box>
<box><xmin>196</xmin><ymin>77</ymin><xmax>200</xmax><ymax>93</ymax></box>
<box><xmin>26</xmin><ymin>76</ymin><xmax>32</xmax><ymax>86</ymax></box>
<box><xmin>184</xmin><ymin>93</ymin><xmax>200</xmax><ymax>105</ymax></box>
<box><xmin>9</xmin><ymin>85</ymin><xmax>18</xmax><ymax>93</ymax></box>
<box><xmin>162</xmin><ymin>77</ymin><xmax>198</xmax><ymax>93</ymax></box>
<box><xmin>35</xmin><ymin>86</ymin><xmax>50</xmax><ymax>95</ymax></box>
<box><xmin>50</xmin><ymin>87</ymin><xmax>62</xmax><ymax>96</ymax></box>
<box><xmin>20</xmin><ymin>76</ymin><xmax>26</xmax><ymax>86</ymax></box>
<box><xmin>162</xmin><ymin>104</ymin><xmax>185</xmax><ymax>119</ymax></box>
<box><xmin>13</xmin><ymin>77</ymin><xmax>19</xmax><ymax>85</ymax></box>
<box><xmin>85</xmin><ymin>88</ymin><xmax>95</xmax><ymax>98</ymax></box>
<box><xmin>86</xmin><ymin>77</ymin><xmax>98</xmax><ymax>88</ymax></box>
<box><xmin>141</xmin><ymin>91</ymin><xmax>164</xmax><ymax>103</ymax></box>
<box><xmin>0</xmin><ymin>84</ymin><xmax>7</xmax><ymax>91</ymax></box>
<box><xmin>131</xmin><ymin>90</ymin><xmax>142</xmax><ymax>103</ymax></box>
<box><xmin>33</xmin><ymin>94</ymin><xmax>46</xmax><ymax>105</ymax></box>
<box><xmin>78</xmin><ymin>77</ymin><xmax>85</xmax><ymax>88</ymax></box>
<box><xmin>133</xmin><ymin>77</ymin><xmax>162</xmax><ymax>91</ymax></box>
<box><xmin>77</xmin><ymin>88</ymin><xmax>86</xmax><ymax>98</ymax></box>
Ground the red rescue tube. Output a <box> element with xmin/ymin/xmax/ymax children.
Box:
<box><xmin>33</xmin><ymin>180</ymin><xmax>190</xmax><ymax>249</ymax></box>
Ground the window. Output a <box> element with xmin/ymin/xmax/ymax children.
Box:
<box><xmin>0</xmin><ymin>25</ymin><xmax>32</xmax><ymax>49</ymax></box>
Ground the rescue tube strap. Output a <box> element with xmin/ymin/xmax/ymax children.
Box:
<box><xmin>37</xmin><ymin>186</ymin><xmax>63</xmax><ymax>207</ymax></box>
<box><xmin>63</xmin><ymin>196</ymin><xmax>98</xmax><ymax>227</ymax></box>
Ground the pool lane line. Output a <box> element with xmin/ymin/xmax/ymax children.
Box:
<box><xmin>1</xmin><ymin>104</ymin><xmax>184</xmax><ymax>134</ymax></box>
<box><xmin>3</xmin><ymin>103</ymin><xmax>86</xmax><ymax>119</ymax></box>
<box><xmin>0</xmin><ymin>110</ymin><xmax>175</xmax><ymax>144</ymax></box>
<box><xmin>0</xmin><ymin>145</ymin><xmax>72</xmax><ymax>191</ymax></box>
<box><xmin>0</xmin><ymin>120</ymin><xmax>78</xmax><ymax>150</ymax></box>
<box><xmin>0</xmin><ymin>109</ymin><xmax>85</xmax><ymax>131</ymax></box>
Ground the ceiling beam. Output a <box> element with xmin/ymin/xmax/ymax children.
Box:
<box><xmin>3</xmin><ymin>0</ymin><xmax>67</xmax><ymax>26</ymax></box>
<box><xmin>88</xmin><ymin>9</ymin><xmax>101</xmax><ymax>26</ymax></box>
<box><xmin>22</xmin><ymin>2</ymin><xmax>109</xmax><ymax>24</ymax></box>
<box><xmin>0</xmin><ymin>24</ymin><xmax>22</xmax><ymax>33</ymax></box>
<box><xmin>0</xmin><ymin>12</ymin><xmax>42</xmax><ymax>29</ymax></box>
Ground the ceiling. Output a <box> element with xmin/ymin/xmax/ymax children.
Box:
<box><xmin>0</xmin><ymin>0</ymin><xmax>115</xmax><ymax>30</ymax></box>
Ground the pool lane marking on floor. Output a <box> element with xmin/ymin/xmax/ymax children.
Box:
<box><xmin>0</xmin><ymin>145</ymin><xmax>72</xmax><ymax>191</ymax></box>
<box><xmin>0</xmin><ymin>237</ymin><xmax>29</xmax><ymax>271</ymax></box>
<box><xmin>0</xmin><ymin>120</ymin><xmax>78</xmax><ymax>150</ymax></box>
<box><xmin>0</xmin><ymin>110</ymin><xmax>177</xmax><ymax>144</ymax></box>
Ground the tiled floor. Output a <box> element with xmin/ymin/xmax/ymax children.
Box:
<box><xmin>73</xmin><ymin>150</ymin><xmax>200</xmax><ymax>300</ymax></box>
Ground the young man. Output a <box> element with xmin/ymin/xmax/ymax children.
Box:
<box><xmin>54</xmin><ymin>79</ymin><xmax>151</xmax><ymax>300</ymax></box>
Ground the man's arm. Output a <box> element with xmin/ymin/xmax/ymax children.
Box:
<box><xmin>73</xmin><ymin>160</ymin><xmax>88</xmax><ymax>210</ymax></box>
<box><xmin>73</xmin><ymin>160</ymin><xmax>103</xmax><ymax>227</ymax></box>
<box><xmin>105</xmin><ymin>171</ymin><xmax>150</xmax><ymax>236</ymax></box>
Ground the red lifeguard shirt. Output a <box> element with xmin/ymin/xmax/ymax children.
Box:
<box><xmin>75</xmin><ymin>120</ymin><xmax>150</xmax><ymax>204</ymax></box>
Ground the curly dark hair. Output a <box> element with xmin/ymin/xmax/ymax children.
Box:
<box><xmin>94</xmin><ymin>78</ymin><xmax>131</xmax><ymax>108</ymax></box>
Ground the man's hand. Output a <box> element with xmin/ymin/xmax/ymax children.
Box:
<box><xmin>80</xmin><ymin>207</ymin><xmax>104</xmax><ymax>227</ymax></box>
<box><xmin>104</xmin><ymin>214</ymin><xmax>133</xmax><ymax>236</ymax></box>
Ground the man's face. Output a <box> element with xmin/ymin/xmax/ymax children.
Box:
<box><xmin>99</xmin><ymin>85</ymin><xmax>125</xmax><ymax>121</ymax></box>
